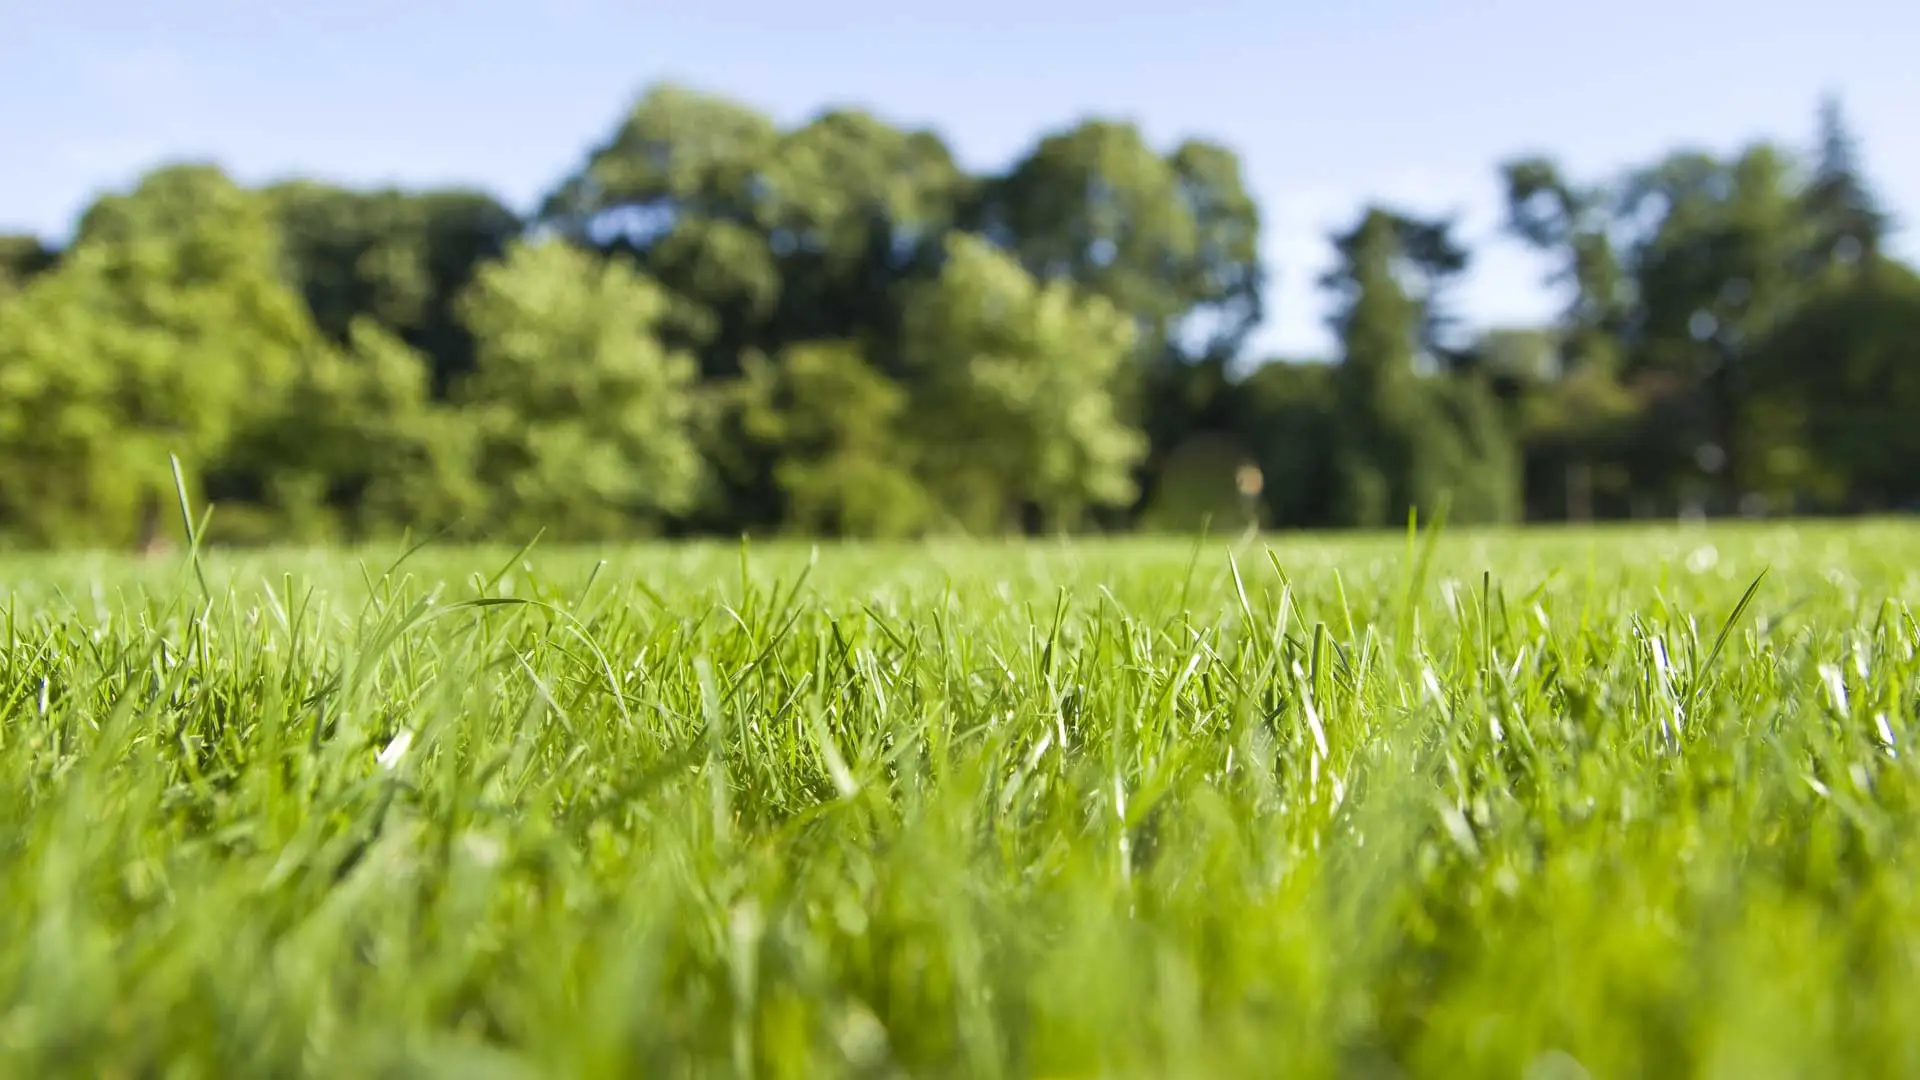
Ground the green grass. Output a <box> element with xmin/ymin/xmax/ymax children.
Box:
<box><xmin>3</xmin><ymin>521</ymin><xmax>1919</xmax><ymax>1078</ymax></box>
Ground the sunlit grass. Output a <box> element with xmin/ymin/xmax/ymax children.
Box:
<box><xmin>2</xmin><ymin>519</ymin><xmax>1918</xmax><ymax>1077</ymax></box>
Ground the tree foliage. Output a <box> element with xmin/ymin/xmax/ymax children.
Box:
<box><xmin>0</xmin><ymin>88</ymin><xmax>1911</xmax><ymax>546</ymax></box>
<box><xmin>217</xmin><ymin>318</ymin><xmax>481</xmax><ymax>542</ymax></box>
<box><xmin>735</xmin><ymin>341</ymin><xmax>931</xmax><ymax>538</ymax></box>
<box><xmin>904</xmin><ymin>234</ymin><xmax>1148</xmax><ymax>533</ymax></box>
<box><xmin>453</xmin><ymin>239</ymin><xmax>705</xmax><ymax>539</ymax></box>
<box><xmin>265</xmin><ymin>182</ymin><xmax>520</xmax><ymax>394</ymax></box>
<box><xmin>0</xmin><ymin>166</ymin><xmax>319</xmax><ymax>546</ymax></box>
<box><xmin>1313</xmin><ymin>208</ymin><xmax>1519</xmax><ymax>526</ymax></box>
<box><xmin>0</xmin><ymin>235</ymin><xmax>55</xmax><ymax>302</ymax></box>
<box><xmin>1742</xmin><ymin>261</ymin><xmax>1920</xmax><ymax>510</ymax></box>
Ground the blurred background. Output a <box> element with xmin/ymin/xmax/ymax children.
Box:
<box><xmin>2</xmin><ymin>0</ymin><xmax>1915</xmax><ymax>547</ymax></box>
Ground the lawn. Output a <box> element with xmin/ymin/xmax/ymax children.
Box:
<box><xmin>2</xmin><ymin>521</ymin><xmax>1917</xmax><ymax>1078</ymax></box>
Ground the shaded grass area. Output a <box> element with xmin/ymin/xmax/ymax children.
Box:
<box><xmin>2</xmin><ymin>521</ymin><xmax>1918</xmax><ymax>1077</ymax></box>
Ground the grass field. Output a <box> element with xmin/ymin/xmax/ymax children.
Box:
<box><xmin>3</xmin><ymin>520</ymin><xmax>1919</xmax><ymax>1078</ymax></box>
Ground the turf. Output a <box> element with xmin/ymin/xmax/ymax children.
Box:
<box><xmin>2</xmin><ymin>521</ymin><xmax>1917</xmax><ymax>1078</ymax></box>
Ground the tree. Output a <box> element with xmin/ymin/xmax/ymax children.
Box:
<box><xmin>454</xmin><ymin>239</ymin><xmax>705</xmax><ymax>539</ymax></box>
<box><xmin>1800</xmin><ymin>95</ymin><xmax>1891</xmax><ymax>275</ymax></box>
<box><xmin>1623</xmin><ymin>143</ymin><xmax>1811</xmax><ymax>511</ymax></box>
<box><xmin>1166</xmin><ymin>140</ymin><xmax>1266</xmax><ymax>366</ymax></box>
<box><xmin>973</xmin><ymin>123</ymin><xmax>1264</xmax><ymax>509</ymax></box>
<box><xmin>264</xmin><ymin>182</ymin><xmax>521</xmax><ymax>394</ymax></box>
<box><xmin>1139</xmin><ymin>140</ymin><xmax>1268</xmax><ymax>525</ymax></box>
<box><xmin>1499</xmin><ymin>156</ymin><xmax>1631</xmax><ymax>376</ymax></box>
<box><xmin>975</xmin><ymin>121</ymin><xmax>1192</xmax><ymax>348</ymax></box>
<box><xmin>0</xmin><ymin>235</ymin><xmax>55</xmax><ymax>301</ymax></box>
<box><xmin>1234</xmin><ymin>360</ymin><xmax>1342</xmax><ymax>530</ymax></box>
<box><xmin>1325</xmin><ymin>209</ymin><xmax>1424</xmax><ymax>526</ymax></box>
<box><xmin>759</xmin><ymin>109</ymin><xmax>971</xmax><ymax>358</ymax></box>
<box><xmin>973</xmin><ymin>120</ymin><xmax>1264</xmax><ymax>369</ymax></box>
<box><xmin>902</xmin><ymin>234</ymin><xmax>1149</xmax><ymax>533</ymax></box>
<box><xmin>0</xmin><ymin>164</ymin><xmax>319</xmax><ymax>546</ymax></box>
<box><xmin>732</xmin><ymin>341</ymin><xmax>930</xmax><ymax>538</ymax></box>
<box><xmin>1627</xmin><ymin>146</ymin><xmax>1807</xmax><ymax>363</ymax></box>
<box><xmin>1497</xmin><ymin>158</ymin><xmax>1643</xmax><ymax>520</ymax></box>
<box><xmin>1742</xmin><ymin>260</ymin><xmax>1920</xmax><ymax>511</ymax></box>
<box><xmin>541</xmin><ymin>83</ymin><xmax>785</xmax><ymax>381</ymax></box>
<box><xmin>214</xmin><ymin>319</ymin><xmax>484</xmax><ymax>541</ymax></box>
<box><xmin>542</xmin><ymin>91</ymin><xmax>978</xmax><ymax>534</ymax></box>
<box><xmin>1321</xmin><ymin>207</ymin><xmax>1472</xmax><ymax>370</ymax></box>
<box><xmin>1322</xmin><ymin>207</ymin><xmax>1518</xmax><ymax>527</ymax></box>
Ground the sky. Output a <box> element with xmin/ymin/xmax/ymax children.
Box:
<box><xmin>4</xmin><ymin>0</ymin><xmax>1916</xmax><ymax>357</ymax></box>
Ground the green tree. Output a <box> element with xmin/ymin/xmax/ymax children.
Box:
<box><xmin>1499</xmin><ymin>156</ymin><xmax>1631</xmax><ymax>376</ymax></box>
<box><xmin>976</xmin><ymin>120</ymin><xmax>1193</xmax><ymax>345</ymax></box>
<box><xmin>1322</xmin><ymin>207</ymin><xmax>1473</xmax><ymax>370</ymax></box>
<box><xmin>974</xmin><ymin>123</ymin><xmax>1264</xmax><ymax>516</ymax></box>
<box><xmin>454</xmin><ymin>239</ymin><xmax>704</xmax><ymax>539</ymax></box>
<box><xmin>732</xmin><ymin>341</ymin><xmax>930</xmax><ymax>538</ymax></box>
<box><xmin>541</xmin><ymin>83</ymin><xmax>784</xmax><ymax>381</ymax></box>
<box><xmin>1234</xmin><ymin>359</ymin><xmax>1342</xmax><ymax>530</ymax></box>
<box><xmin>1799</xmin><ymin>95</ymin><xmax>1891</xmax><ymax>275</ymax></box>
<box><xmin>977</xmin><ymin>120</ymin><xmax>1262</xmax><ymax>364</ymax></box>
<box><xmin>1323</xmin><ymin>208</ymin><xmax>1518</xmax><ymax>527</ymax></box>
<box><xmin>0</xmin><ymin>165</ymin><xmax>319</xmax><ymax>546</ymax></box>
<box><xmin>903</xmin><ymin>234</ymin><xmax>1148</xmax><ymax>533</ymax></box>
<box><xmin>264</xmin><ymin>183</ymin><xmax>521</xmax><ymax>395</ymax></box>
<box><xmin>214</xmin><ymin>319</ymin><xmax>484</xmax><ymax>541</ymax></box>
<box><xmin>759</xmin><ymin>109</ymin><xmax>970</xmax><ymax>355</ymax></box>
<box><xmin>545</xmin><ymin>93</ymin><xmax>975</xmax><ymax>534</ymax></box>
<box><xmin>1742</xmin><ymin>259</ymin><xmax>1920</xmax><ymax>510</ymax></box>
<box><xmin>0</xmin><ymin>235</ymin><xmax>55</xmax><ymax>301</ymax></box>
<box><xmin>1623</xmin><ymin>144</ymin><xmax>1811</xmax><ymax>511</ymax></box>
<box><xmin>1497</xmin><ymin>159</ymin><xmax>1641</xmax><ymax>520</ymax></box>
<box><xmin>1326</xmin><ymin>209</ymin><xmax>1424</xmax><ymax>526</ymax></box>
<box><xmin>1139</xmin><ymin>140</ymin><xmax>1268</xmax><ymax>524</ymax></box>
<box><xmin>1466</xmin><ymin>326</ymin><xmax>1643</xmax><ymax>522</ymax></box>
<box><xmin>1627</xmin><ymin>146</ymin><xmax>1807</xmax><ymax>371</ymax></box>
<box><xmin>1166</xmin><ymin>140</ymin><xmax>1266</xmax><ymax>365</ymax></box>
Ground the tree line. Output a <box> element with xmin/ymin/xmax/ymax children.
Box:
<box><xmin>0</xmin><ymin>85</ymin><xmax>1909</xmax><ymax>548</ymax></box>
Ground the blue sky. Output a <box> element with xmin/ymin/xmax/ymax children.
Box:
<box><xmin>5</xmin><ymin>0</ymin><xmax>1915</xmax><ymax>356</ymax></box>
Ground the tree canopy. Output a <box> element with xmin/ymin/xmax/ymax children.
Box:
<box><xmin>0</xmin><ymin>86</ymin><xmax>1910</xmax><ymax>546</ymax></box>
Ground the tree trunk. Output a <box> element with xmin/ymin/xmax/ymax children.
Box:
<box><xmin>1566</xmin><ymin>460</ymin><xmax>1594</xmax><ymax>523</ymax></box>
<box><xmin>136</xmin><ymin>494</ymin><xmax>173</xmax><ymax>558</ymax></box>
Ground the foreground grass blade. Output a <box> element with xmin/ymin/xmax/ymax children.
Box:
<box><xmin>0</xmin><ymin>524</ymin><xmax>1915</xmax><ymax>1078</ymax></box>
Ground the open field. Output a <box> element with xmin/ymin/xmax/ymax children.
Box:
<box><xmin>3</xmin><ymin>521</ymin><xmax>1919</xmax><ymax>1077</ymax></box>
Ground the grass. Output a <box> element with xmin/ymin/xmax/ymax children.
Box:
<box><xmin>2</xmin><ymin>519</ymin><xmax>1919</xmax><ymax>1077</ymax></box>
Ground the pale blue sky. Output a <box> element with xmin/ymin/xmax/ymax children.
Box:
<box><xmin>4</xmin><ymin>0</ymin><xmax>1915</xmax><ymax>355</ymax></box>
